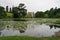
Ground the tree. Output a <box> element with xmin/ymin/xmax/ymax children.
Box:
<box><xmin>48</xmin><ymin>7</ymin><xmax>60</xmax><ymax>18</ymax></box>
<box><xmin>6</xmin><ymin>6</ymin><xmax>8</xmax><ymax>12</ymax></box>
<box><xmin>55</xmin><ymin>13</ymin><xmax>60</xmax><ymax>18</ymax></box>
<box><xmin>10</xmin><ymin>7</ymin><xmax>12</xmax><ymax>13</ymax></box>
<box><xmin>44</xmin><ymin>10</ymin><xmax>49</xmax><ymax>18</ymax></box>
<box><xmin>18</xmin><ymin>3</ymin><xmax>27</xmax><ymax>18</ymax></box>
<box><xmin>12</xmin><ymin>3</ymin><xmax>27</xmax><ymax>18</ymax></box>
<box><xmin>12</xmin><ymin>7</ymin><xmax>19</xmax><ymax>18</ymax></box>
<box><xmin>48</xmin><ymin>8</ymin><xmax>54</xmax><ymax>18</ymax></box>
<box><xmin>0</xmin><ymin>6</ymin><xmax>6</xmax><ymax>18</ymax></box>
<box><xmin>55</xmin><ymin>8</ymin><xmax>60</xmax><ymax>18</ymax></box>
<box><xmin>57</xmin><ymin>8</ymin><xmax>60</xmax><ymax>13</ymax></box>
<box><xmin>35</xmin><ymin>11</ymin><xmax>44</xmax><ymax>18</ymax></box>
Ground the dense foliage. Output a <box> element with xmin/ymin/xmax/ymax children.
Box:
<box><xmin>35</xmin><ymin>7</ymin><xmax>60</xmax><ymax>18</ymax></box>
<box><xmin>12</xmin><ymin>3</ymin><xmax>27</xmax><ymax>18</ymax></box>
<box><xmin>0</xmin><ymin>4</ymin><xmax>60</xmax><ymax>18</ymax></box>
<box><xmin>0</xmin><ymin>3</ymin><xmax>27</xmax><ymax>19</ymax></box>
<box><xmin>0</xmin><ymin>6</ymin><xmax>6</xmax><ymax>18</ymax></box>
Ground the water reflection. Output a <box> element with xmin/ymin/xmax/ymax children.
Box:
<box><xmin>0</xmin><ymin>21</ymin><xmax>28</xmax><ymax>33</ymax></box>
<box><xmin>0</xmin><ymin>20</ymin><xmax>60</xmax><ymax>37</ymax></box>
<box><xmin>49</xmin><ymin>24</ymin><xmax>60</xmax><ymax>29</ymax></box>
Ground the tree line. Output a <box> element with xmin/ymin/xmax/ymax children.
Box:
<box><xmin>0</xmin><ymin>3</ymin><xmax>27</xmax><ymax>19</ymax></box>
<box><xmin>35</xmin><ymin>7</ymin><xmax>60</xmax><ymax>18</ymax></box>
<box><xmin>0</xmin><ymin>3</ymin><xmax>60</xmax><ymax>19</ymax></box>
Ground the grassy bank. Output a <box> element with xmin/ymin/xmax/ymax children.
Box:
<box><xmin>0</xmin><ymin>36</ymin><xmax>60</xmax><ymax>40</ymax></box>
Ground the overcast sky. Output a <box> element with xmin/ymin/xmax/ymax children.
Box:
<box><xmin>0</xmin><ymin>0</ymin><xmax>60</xmax><ymax>12</ymax></box>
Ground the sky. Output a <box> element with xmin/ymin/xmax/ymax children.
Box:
<box><xmin>0</xmin><ymin>0</ymin><xmax>60</xmax><ymax>12</ymax></box>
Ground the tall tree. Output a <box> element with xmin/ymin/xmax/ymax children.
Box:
<box><xmin>0</xmin><ymin>6</ymin><xmax>6</xmax><ymax>18</ymax></box>
<box><xmin>6</xmin><ymin>6</ymin><xmax>8</xmax><ymax>12</ymax></box>
<box><xmin>18</xmin><ymin>3</ymin><xmax>27</xmax><ymax>18</ymax></box>
<box><xmin>55</xmin><ymin>8</ymin><xmax>60</xmax><ymax>18</ymax></box>
<box><xmin>12</xmin><ymin>7</ymin><xmax>19</xmax><ymax>18</ymax></box>
<box><xmin>12</xmin><ymin>3</ymin><xmax>27</xmax><ymax>18</ymax></box>
<box><xmin>10</xmin><ymin>7</ymin><xmax>12</xmax><ymax>13</ymax></box>
<box><xmin>44</xmin><ymin>10</ymin><xmax>49</xmax><ymax>18</ymax></box>
<box><xmin>48</xmin><ymin>8</ymin><xmax>54</xmax><ymax>18</ymax></box>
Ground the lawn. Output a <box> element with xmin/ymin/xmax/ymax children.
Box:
<box><xmin>0</xmin><ymin>36</ymin><xmax>60</xmax><ymax>40</ymax></box>
<box><xmin>6</xmin><ymin>12</ymin><xmax>13</xmax><ymax>18</ymax></box>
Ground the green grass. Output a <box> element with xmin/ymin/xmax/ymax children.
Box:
<box><xmin>6</xmin><ymin>13</ymin><xmax>13</xmax><ymax>18</ymax></box>
<box><xmin>7</xmin><ymin>13</ymin><xmax>13</xmax><ymax>16</ymax></box>
<box><xmin>55</xmin><ymin>20</ymin><xmax>60</xmax><ymax>24</ymax></box>
<box><xmin>0</xmin><ymin>36</ymin><xmax>60</xmax><ymax>40</ymax></box>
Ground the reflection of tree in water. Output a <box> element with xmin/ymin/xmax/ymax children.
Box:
<box><xmin>0</xmin><ymin>21</ymin><xmax>6</xmax><ymax>36</ymax></box>
<box><xmin>49</xmin><ymin>25</ymin><xmax>53</xmax><ymax>29</ymax></box>
<box><xmin>0</xmin><ymin>21</ymin><xmax>28</xmax><ymax>33</ymax></box>
<box><xmin>49</xmin><ymin>24</ymin><xmax>60</xmax><ymax>29</ymax></box>
<box><xmin>13</xmin><ymin>21</ymin><xmax>27</xmax><ymax>33</ymax></box>
<box><xmin>0</xmin><ymin>21</ymin><xmax>6</xmax><ymax>30</ymax></box>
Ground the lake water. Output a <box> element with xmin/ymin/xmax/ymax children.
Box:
<box><xmin>0</xmin><ymin>19</ymin><xmax>60</xmax><ymax>37</ymax></box>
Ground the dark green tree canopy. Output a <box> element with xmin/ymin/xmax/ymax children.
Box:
<box><xmin>0</xmin><ymin>6</ymin><xmax>6</xmax><ymax>18</ymax></box>
<box><xmin>35</xmin><ymin>7</ymin><xmax>60</xmax><ymax>18</ymax></box>
<box><xmin>12</xmin><ymin>3</ymin><xmax>27</xmax><ymax>18</ymax></box>
<box><xmin>35</xmin><ymin>11</ymin><xmax>44</xmax><ymax>18</ymax></box>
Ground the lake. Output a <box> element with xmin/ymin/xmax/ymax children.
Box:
<box><xmin>0</xmin><ymin>18</ymin><xmax>60</xmax><ymax>37</ymax></box>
